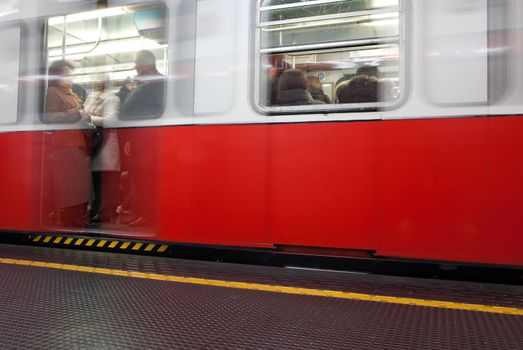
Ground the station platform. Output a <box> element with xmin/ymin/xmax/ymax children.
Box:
<box><xmin>0</xmin><ymin>243</ymin><xmax>521</xmax><ymax>349</ymax></box>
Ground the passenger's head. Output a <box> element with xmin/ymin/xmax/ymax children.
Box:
<box><xmin>306</xmin><ymin>76</ymin><xmax>323</xmax><ymax>91</ymax></box>
<box><xmin>93</xmin><ymin>74</ymin><xmax>111</xmax><ymax>92</ymax></box>
<box><xmin>278</xmin><ymin>69</ymin><xmax>307</xmax><ymax>92</ymax></box>
<box><xmin>334</xmin><ymin>74</ymin><xmax>353</xmax><ymax>89</ymax></box>
<box><xmin>356</xmin><ymin>65</ymin><xmax>380</xmax><ymax>78</ymax></box>
<box><xmin>336</xmin><ymin>75</ymin><xmax>378</xmax><ymax>104</ymax></box>
<box><xmin>134</xmin><ymin>50</ymin><xmax>157</xmax><ymax>75</ymax></box>
<box><xmin>48</xmin><ymin>59</ymin><xmax>76</xmax><ymax>88</ymax></box>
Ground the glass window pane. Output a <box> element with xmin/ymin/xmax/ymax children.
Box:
<box><xmin>46</xmin><ymin>3</ymin><xmax>168</xmax><ymax>121</ymax></box>
<box><xmin>260</xmin><ymin>45</ymin><xmax>400</xmax><ymax>107</ymax></box>
<box><xmin>261</xmin><ymin>0</ymin><xmax>399</xmax><ymax>23</ymax></box>
<box><xmin>261</xmin><ymin>13</ymin><xmax>399</xmax><ymax>49</ymax></box>
<box><xmin>257</xmin><ymin>0</ymin><xmax>402</xmax><ymax>112</ymax></box>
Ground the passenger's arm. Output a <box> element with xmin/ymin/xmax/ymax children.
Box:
<box><xmin>89</xmin><ymin>116</ymin><xmax>103</xmax><ymax>127</ymax></box>
<box><xmin>119</xmin><ymin>88</ymin><xmax>142</xmax><ymax>120</ymax></box>
<box><xmin>45</xmin><ymin>108</ymin><xmax>82</xmax><ymax>124</ymax></box>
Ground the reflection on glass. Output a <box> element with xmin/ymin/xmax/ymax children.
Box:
<box><xmin>261</xmin><ymin>13</ymin><xmax>399</xmax><ymax>49</ymax></box>
<box><xmin>261</xmin><ymin>0</ymin><xmax>399</xmax><ymax>23</ymax></box>
<box><xmin>258</xmin><ymin>0</ymin><xmax>401</xmax><ymax>110</ymax></box>
<box><xmin>260</xmin><ymin>45</ymin><xmax>400</xmax><ymax>108</ymax></box>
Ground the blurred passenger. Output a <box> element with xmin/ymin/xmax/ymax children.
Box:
<box><xmin>45</xmin><ymin>59</ymin><xmax>92</xmax><ymax>227</ymax></box>
<box><xmin>83</xmin><ymin>75</ymin><xmax>121</xmax><ymax>224</ymax></box>
<box><xmin>116</xmin><ymin>169</ymin><xmax>137</xmax><ymax>224</ymax></box>
<box><xmin>84</xmin><ymin>75</ymin><xmax>120</xmax><ymax>126</ymax></box>
<box><xmin>336</xmin><ymin>75</ymin><xmax>395</xmax><ymax>104</ymax></box>
<box><xmin>333</xmin><ymin>74</ymin><xmax>354</xmax><ymax>102</ymax></box>
<box><xmin>336</xmin><ymin>75</ymin><xmax>379</xmax><ymax>104</ymax></box>
<box><xmin>267</xmin><ymin>76</ymin><xmax>280</xmax><ymax>106</ymax></box>
<box><xmin>116</xmin><ymin>77</ymin><xmax>134</xmax><ymax>104</ymax></box>
<box><xmin>274</xmin><ymin>69</ymin><xmax>325</xmax><ymax>106</ymax></box>
<box><xmin>335</xmin><ymin>74</ymin><xmax>353</xmax><ymax>87</ymax></box>
<box><xmin>120</xmin><ymin>50</ymin><xmax>165</xmax><ymax>120</ymax></box>
<box><xmin>356</xmin><ymin>65</ymin><xmax>380</xmax><ymax>78</ymax></box>
<box><xmin>119</xmin><ymin>50</ymin><xmax>165</xmax><ymax>228</ymax></box>
<box><xmin>306</xmin><ymin>76</ymin><xmax>331</xmax><ymax>104</ymax></box>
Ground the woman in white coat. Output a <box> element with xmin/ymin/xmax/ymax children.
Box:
<box><xmin>84</xmin><ymin>75</ymin><xmax>121</xmax><ymax>224</ymax></box>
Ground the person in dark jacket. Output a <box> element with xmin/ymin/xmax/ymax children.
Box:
<box><xmin>118</xmin><ymin>50</ymin><xmax>165</xmax><ymax>228</ymax></box>
<box><xmin>120</xmin><ymin>50</ymin><xmax>166</xmax><ymax>120</ymax></box>
<box><xmin>275</xmin><ymin>69</ymin><xmax>325</xmax><ymax>106</ymax></box>
<box><xmin>116</xmin><ymin>78</ymin><xmax>134</xmax><ymax>104</ymax></box>
<box><xmin>336</xmin><ymin>75</ymin><xmax>378</xmax><ymax>104</ymax></box>
<box><xmin>306</xmin><ymin>76</ymin><xmax>331</xmax><ymax>104</ymax></box>
<box><xmin>336</xmin><ymin>75</ymin><xmax>395</xmax><ymax>104</ymax></box>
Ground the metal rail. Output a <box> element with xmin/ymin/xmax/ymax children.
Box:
<box><xmin>260</xmin><ymin>36</ymin><xmax>399</xmax><ymax>54</ymax></box>
<box><xmin>259</xmin><ymin>7</ymin><xmax>398</xmax><ymax>27</ymax></box>
<box><xmin>260</xmin><ymin>0</ymin><xmax>362</xmax><ymax>12</ymax></box>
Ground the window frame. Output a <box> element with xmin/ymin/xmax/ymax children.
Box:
<box><xmin>253</xmin><ymin>0</ymin><xmax>407</xmax><ymax>116</ymax></box>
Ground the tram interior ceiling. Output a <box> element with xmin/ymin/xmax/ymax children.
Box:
<box><xmin>46</xmin><ymin>3</ymin><xmax>168</xmax><ymax>90</ymax></box>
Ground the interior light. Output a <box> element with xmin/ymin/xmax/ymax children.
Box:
<box><xmin>48</xmin><ymin>7</ymin><xmax>127</xmax><ymax>26</ymax></box>
<box><xmin>49</xmin><ymin>38</ymin><xmax>166</xmax><ymax>59</ymax></box>
<box><xmin>370</xmin><ymin>0</ymin><xmax>399</xmax><ymax>8</ymax></box>
<box><xmin>370</xmin><ymin>12</ymin><xmax>399</xmax><ymax>20</ymax></box>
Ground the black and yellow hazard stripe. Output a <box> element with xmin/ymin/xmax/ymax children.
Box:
<box><xmin>30</xmin><ymin>234</ymin><xmax>170</xmax><ymax>254</ymax></box>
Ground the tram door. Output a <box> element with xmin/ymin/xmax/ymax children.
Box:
<box><xmin>40</xmin><ymin>2</ymin><xmax>169</xmax><ymax>236</ymax></box>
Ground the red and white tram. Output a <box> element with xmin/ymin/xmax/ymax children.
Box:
<box><xmin>0</xmin><ymin>0</ymin><xmax>521</xmax><ymax>267</ymax></box>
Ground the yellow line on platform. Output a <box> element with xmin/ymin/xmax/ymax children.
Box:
<box><xmin>0</xmin><ymin>257</ymin><xmax>521</xmax><ymax>316</ymax></box>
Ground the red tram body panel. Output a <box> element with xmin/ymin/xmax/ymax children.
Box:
<box><xmin>2</xmin><ymin>115</ymin><xmax>523</xmax><ymax>266</ymax></box>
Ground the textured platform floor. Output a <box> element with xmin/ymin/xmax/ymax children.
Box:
<box><xmin>0</xmin><ymin>244</ymin><xmax>521</xmax><ymax>349</ymax></box>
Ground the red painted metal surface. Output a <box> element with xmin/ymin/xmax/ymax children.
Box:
<box><xmin>190</xmin><ymin>125</ymin><xmax>269</xmax><ymax>247</ymax></box>
<box><xmin>0</xmin><ymin>132</ymin><xmax>42</xmax><ymax>232</ymax></box>
<box><xmin>377</xmin><ymin>117</ymin><xmax>489</xmax><ymax>263</ymax></box>
<box><xmin>0</xmin><ymin>116</ymin><xmax>522</xmax><ymax>266</ymax></box>
<box><xmin>486</xmin><ymin>116</ymin><xmax>523</xmax><ymax>266</ymax></box>
<box><xmin>268</xmin><ymin>122</ymin><xmax>379</xmax><ymax>250</ymax></box>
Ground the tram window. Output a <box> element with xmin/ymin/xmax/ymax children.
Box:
<box><xmin>44</xmin><ymin>3</ymin><xmax>168</xmax><ymax>122</ymax></box>
<box><xmin>256</xmin><ymin>0</ymin><xmax>402</xmax><ymax>113</ymax></box>
<box><xmin>0</xmin><ymin>26</ymin><xmax>21</xmax><ymax>125</ymax></box>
